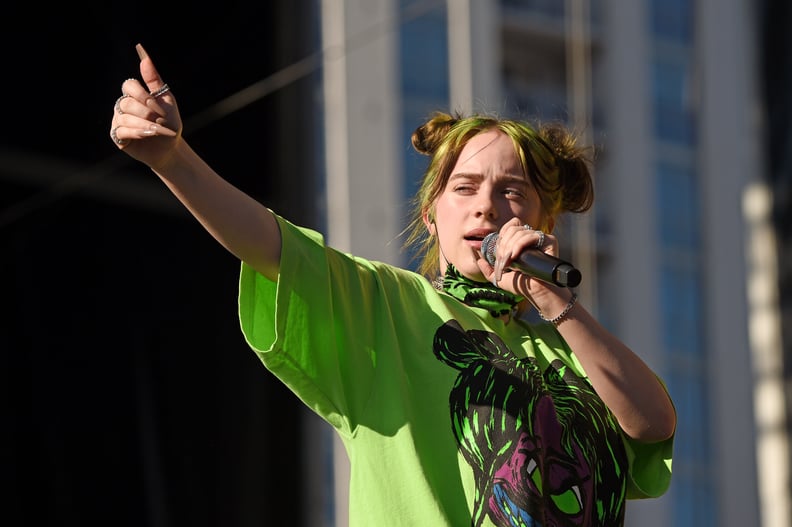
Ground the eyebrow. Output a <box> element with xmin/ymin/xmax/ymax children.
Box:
<box><xmin>449</xmin><ymin>172</ymin><xmax>529</xmax><ymax>185</ymax></box>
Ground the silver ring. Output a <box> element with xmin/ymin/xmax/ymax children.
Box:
<box><xmin>150</xmin><ymin>83</ymin><xmax>170</xmax><ymax>98</ymax></box>
<box><xmin>114</xmin><ymin>94</ymin><xmax>128</xmax><ymax>114</ymax></box>
<box><xmin>523</xmin><ymin>224</ymin><xmax>533</xmax><ymax>230</ymax></box>
<box><xmin>110</xmin><ymin>126</ymin><xmax>127</xmax><ymax>145</ymax></box>
<box><xmin>535</xmin><ymin>231</ymin><xmax>545</xmax><ymax>248</ymax></box>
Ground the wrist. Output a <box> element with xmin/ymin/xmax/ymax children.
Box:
<box><xmin>537</xmin><ymin>292</ymin><xmax>578</xmax><ymax>327</ymax></box>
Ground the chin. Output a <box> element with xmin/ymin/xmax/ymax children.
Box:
<box><xmin>459</xmin><ymin>268</ymin><xmax>487</xmax><ymax>284</ymax></box>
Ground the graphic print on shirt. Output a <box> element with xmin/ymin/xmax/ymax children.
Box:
<box><xmin>433</xmin><ymin>320</ymin><xmax>628</xmax><ymax>527</ymax></box>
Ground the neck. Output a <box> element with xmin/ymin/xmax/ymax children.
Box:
<box><xmin>435</xmin><ymin>263</ymin><xmax>524</xmax><ymax>318</ymax></box>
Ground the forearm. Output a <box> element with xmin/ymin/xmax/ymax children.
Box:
<box><xmin>153</xmin><ymin>140</ymin><xmax>281</xmax><ymax>280</ymax></box>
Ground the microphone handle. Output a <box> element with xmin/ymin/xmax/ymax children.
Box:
<box><xmin>510</xmin><ymin>251</ymin><xmax>582</xmax><ymax>288</ymax></box>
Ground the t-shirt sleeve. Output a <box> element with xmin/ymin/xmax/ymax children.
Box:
<box><xmin>237</xmin><ymin>213</ymin><xmax>427</xmax><ymax>436</ymax></box>
<box><xmin>624</xmin><ymin>432</ymin><xmax>674</xmax><ymax>499</ymax></box>
<box><xmin>624</xmin><ymin>379</ymin><xmax>675</xmax><ymax>499</ymax></box>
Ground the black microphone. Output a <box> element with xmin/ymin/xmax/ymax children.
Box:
<box><xmin>480</xmin><ymin>232</ymin><xmax>581</xmax><ymax>288</ymax></box>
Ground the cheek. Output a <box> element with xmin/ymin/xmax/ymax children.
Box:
<box><xmin>434</xmin><ymin>196</ymin><xmax>459</xmax><ymax>222</ymax></box>
<box><xmin>520</xmin><ymin>194</ymin><xmax>547</xmax><ymax>229</ymax></box>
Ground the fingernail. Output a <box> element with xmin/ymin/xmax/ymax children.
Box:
<box><xmin>494</xmin><ymin>261</ymin><xmax>503</xmax><ymax>283</ymax></box>
<box><xmin>136</xmin><ymin>43</ymin><xmax>148</xmax><ymax>60</ymax></box>
<box><xmin>141</xmin><ymin>124</ymin><xmax>161</xmax><ymax>136</ymax></box>
<box><xmin>494</xmin><ymin>250</ymin><xmax>511</xmax><ymax>284</ymax></box>
<box><xmin>149</xmin><ymin>124</ymin><xmax>178</xmax><ymax>137</ymax></box>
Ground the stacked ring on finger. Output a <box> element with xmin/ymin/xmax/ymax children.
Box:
<box><xmin>150</xmin><ymin>83</ymin><xmax>170</xmax><ymax>98</ymax></box>
<box><xmin>114</xmin><ymin>94</ymin><xmax>129</xmax><ymax>114</ymax></box>
<box><xmin>535</xmin><ymin>231</ymin><xmax>545</xmax><ymax>248</ymax></box>
<box><xmin>110</xmin><ymin>126</ymin><xmax>127</xmax><ymax>145</ymax></box>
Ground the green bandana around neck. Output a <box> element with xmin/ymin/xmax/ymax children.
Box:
<box><xmin>436</xmin><ymin>264</ymin><xmax>523</xmax><ymax>317</ymax></box>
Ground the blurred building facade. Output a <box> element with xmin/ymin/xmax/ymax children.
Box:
<box><xmin>315</xmin><ymin>0</ymin><xmax>785</xmax><ymax>526</ymax></box>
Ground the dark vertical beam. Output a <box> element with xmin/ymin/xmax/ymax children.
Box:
<box><xmin>760</xmin><ymin>0</ymin><xmax>792</xmax><ymax>499</ymax></box>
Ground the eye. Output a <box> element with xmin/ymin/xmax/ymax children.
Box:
<box><xmin>527</xmin><ymin>458</ymin><xmax>542</xmax><ymax>494</ymax></box>
<box><xmin>551</xmin><ymin>485</ymin><xmax>583</xmax><ymax>515</ymax></box>
<box><xmin>452</xmin><ymin>183</ymin><xmax>477</xmax><ymax>194</ymax></box>
<box><xmin>503</xmin><ymin>187</ymin><xmax>526</xmax><ymax>198</ymax></box>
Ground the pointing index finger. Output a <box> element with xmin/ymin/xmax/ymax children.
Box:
<box><xmin>136</xmin><ymin>43</ymin><xmax>167</xmax><ymax>95</ymax></box>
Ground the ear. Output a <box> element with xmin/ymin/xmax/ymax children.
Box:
<box><xmin>423</xmin><ymin>211</ymin><xmax>435</xmax><ymax>235</ymax></box>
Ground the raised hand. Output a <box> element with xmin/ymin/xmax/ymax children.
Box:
<box><xmin>109</xmin><ymin>43</ymin><xmax>180</xmax><ymax>171</ymax></box>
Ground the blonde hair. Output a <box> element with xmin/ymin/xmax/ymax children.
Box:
<box><xmin>403</xmin><ymin>111</ymin><xmax>595</xmax><ymax>278</ymax></box>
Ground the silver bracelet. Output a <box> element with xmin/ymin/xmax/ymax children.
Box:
<box><xmin>539</xmin><ymin>293</ymin><xmax>578</xmax><ymax>326</ymax></box>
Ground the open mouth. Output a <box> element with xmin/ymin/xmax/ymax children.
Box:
<box><xmin>464</xmin><ymin>228</ymin><xmax>495</xmax><ymax>243</ymax></box>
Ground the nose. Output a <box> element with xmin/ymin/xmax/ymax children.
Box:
<box><xmin>473</xmin><ymin>189</ymin><xmax>498</xmax><ymax>220</ymax></box>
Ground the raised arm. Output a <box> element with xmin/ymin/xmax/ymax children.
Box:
<box><xmin>109</xmin><ymin>44</ymin><xmax>280</xmax><ymax>280</ymax></box>
<box><xmin>481</xmin><ymin>218</ymin><xmax>677</xmax><ymax>443</ymax></box>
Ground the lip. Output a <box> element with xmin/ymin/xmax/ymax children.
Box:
<box><xmin>463</xmin><ymin>228</ymin><xmax>496</xmax><ymax>249</ymax></box>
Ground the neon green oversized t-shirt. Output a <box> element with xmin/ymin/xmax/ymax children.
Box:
<box><xmin>238</xmin><ymin>214</ymin><xmax>673</xmax><ymax>527</ymax></box>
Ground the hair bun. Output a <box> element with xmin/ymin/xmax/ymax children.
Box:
<box><xmin>538</xmin><ymin>122</ymin><xmax>595</xmax><ymax>213</ymax></box>
<box><xmin>411</xmin><ymin>111</ymin><xmax>459</xmax><ymax>155</ymax></box>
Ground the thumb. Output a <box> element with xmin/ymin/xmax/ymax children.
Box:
<box><xmin>136</xmin><ymin>43</ymin><xmax>166</xmax><ymax>93</ymax></box>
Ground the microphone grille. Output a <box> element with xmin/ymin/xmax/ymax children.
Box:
<box><xmin>480</xmin><ymin>232</ymin><xmax>498</xmax><ymax>265</ymax></box>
